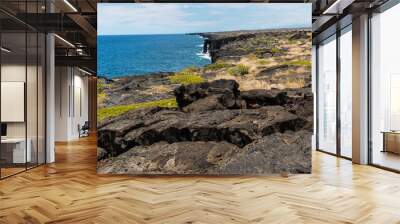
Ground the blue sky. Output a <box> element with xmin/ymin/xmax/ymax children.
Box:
<box><xmin>98</xmin><ymin>3</ymin><xmax>311</xmax><ymax>35</ymax></box>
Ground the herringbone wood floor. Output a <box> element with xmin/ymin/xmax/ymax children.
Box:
<box><xmin>1</xmin><ymin>136</ymin><xmax>400</xmax><ymax>224</ymax></box>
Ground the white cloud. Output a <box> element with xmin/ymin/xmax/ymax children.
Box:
<box><xmin>99</xmin><ymin>4</ymin><xmax>195</xmax><ymax>35</ymax></box>
<box><xmin>98</xmin><ymin>3</ymin><xmax>311</xmax><ymax>35</ymax></box>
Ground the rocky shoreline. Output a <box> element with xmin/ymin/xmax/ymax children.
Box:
<box><xmin>196</xmin><ymin>28</ymin><xmax>311</xmax><ymax>62</ymax></box>
<box><xmin>97</xmin><ymin>29</ymin><xmax>312</xmax><ymax>175</ymax></box>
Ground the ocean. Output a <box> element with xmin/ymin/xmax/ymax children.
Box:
<box><xmin>97</xmin><ymin>34</ymin><xmax>211</xmax><ymax>78</ymax></box>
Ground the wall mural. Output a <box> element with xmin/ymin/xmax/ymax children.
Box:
<box><xmin>97</xmin><ymin>3</ymin><xmax>313</xmax><ymax>175</ymax></box>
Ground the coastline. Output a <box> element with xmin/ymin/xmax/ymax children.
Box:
<box><xmin>98</xmin><ymin>28</ymin><xmax>312</xmax><ymax>120</ymax></box>
<box><xmin>97</xmin><ymin>28</ymin><xmax>313</xmax><ymax>174</ymax></box>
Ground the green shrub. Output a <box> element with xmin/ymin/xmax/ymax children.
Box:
<box><xmin>258</xmin><ymin>37</ymin><xmax>271</xmax><ymax>45</ymax></box>
<box><xmin>205</xmin><ymin>61</ymin><xmax>232</xmax><ymax>70</ymax></box>
<box><xmin>97</xmin><ymin>82</ymin><xmax>105</xmax><ymax>94</ymax></box>
<box><xmin>271</xmin><ymin>47</ymin><xmax>281</xmax><ymax>53</ymax></box>
<box><xmin>168</xmin><ymin>66</ymin><xmax>205</xmax><ymax>85</ymax></box>
<box><xmin>228</xmin><ymin>64</ymin><xmax>250</xmax><ymax>76</ymax></box>
<box><xmin>97</xmin><ymin>93</ymin><xmax>106</xmax><ymax>104</ymax></box>
<box><xmin>98</xmin><ymin>98</ymin><xmax>177</xmax><ymax>121</ymax></box>
<box><xmin>169</xmin><ymin>73</ymin><xmax>205</xmax><ymax>85</ymax></box>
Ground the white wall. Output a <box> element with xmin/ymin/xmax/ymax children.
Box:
<box><xmin>72</xmin><ymin>73</ymin><xmax>89</xmax><ymax>138</ymax></box>
<box><xmin>1</xmin><ymin>63</ymin><xmax>46</xmax><ymax>164</ymax></box>
<box><xmin>55</xmin><ymin>67</ymin><xmax>69</xmax><ymax>141</ymax></box>
<box><xmin>55</xmin><ymin>67</ymin><xmax>89</xmax><ymax>141</ymax></box>
<box><xmin>1</xmin><ymin>64</ymin><xmax>26</xmax><ymax>139</ymax></box>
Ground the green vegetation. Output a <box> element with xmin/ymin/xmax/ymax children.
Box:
<box><xmin>97</xmin><ymin>82</ymin><xmax>105</xmax><ymax>94</ymax></box>
<box><xmin>283</xmin><ymin>77</ymin><xmax>306</xmax><ymax>89</ymax></box>
<box><xmin>205</xmin><ymin>61</ymin><xmax>232</xmax><ymax>70</ymax></box>
<box><xmin>249</xmin><ymin>36</ymin><xmax>271</xmax><ymax>46</ymax></box>
<box><xmin>247</xmin><ymin>54</ymin><xmax>258</xmax><ymax>60</ymax></box>
<box><xmin>284</xmin><ymin>59</ymin><xmax>311</xmax><ymax>67</ymax></box>
<box><xmin>286</xmin><ymin>69</ymin><xmax>297</xmax><ymax>75</ymax></box>
<box><xmin>258</xmin><ymin>37</ymin><xmax>272</xmax><ymax>45</ymax></box>
<box><xmin>254</xmin><ymin>49</ymin><xmax>265</xmax><ymax>57</ymax></box>
<box><xmin>228</xmin><ymin>64</ymin><xmax>250</xmax><ymax>76</ymax></box>
<box><xmin>97</xmin><ymin>93</ymin><xmax>106</xmax><ymax>104</ymax></box>
<box><xmin>169</xmin><ymin>73</ymin><xmax>205</xmax><ymax>85</ymax></box>
<box><xmin>97</xmin><ymin>82</ymin><xmax>111</xmax><ymax>94</ymax></box>
<box><xmin>97</xmin><ymin>82</ymin><xmax>111</xmax><ymax>104</ymax></box>
<box><xmin>271</xmin><ymin>47</ymin><xmax>281</xmax><ymax>54</ymax></box>
<box><xmin>98</xmin><ymin>98</ymin><xmax>178</xmax><ymax>121</ymax></box>
<box><xmin>258</xmin><ymin>59</ymin><xmax>271</xmax><ymax>65</ymax></box>
<box><xmin>169</xmin><ymin>67</ymin><xmax>205</xmax><ymax>85</ymax></box>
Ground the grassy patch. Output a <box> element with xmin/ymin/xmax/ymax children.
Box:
<box><xmin>169</xmin><ymin>73</ymin><xmax>205</xmax><ymax>85</ymax></box>
<box><xmin>169</xmin><ymin>67</ymin><xmax>205</xmax><ymax>85</ymax></box>
<box><xmin>228</xmin><ymin>64</ymin><xmax>250</xmax><ymax>76</ymax></box>
<box><xmin>271</xmin><ymin>47</ymin><xmax>281</xmax><ymax>54</ymax></box>
<box><xmin>286</xmin><ymin>69</ymin><xmax>297</xmax><ymax>75</ymax></box>
<box><xmin>283</xmin><ymin>78</ymin><xmax>306</xmax><ymax>89</ymax></box>
<box><xmin>247</xmin><ymin>54</ymin><xmax>258</xmax><ymax>61</ymax></box>
<box><xmin>97</xmin><ymin>82</ymin><xmax>111</xmax><ymax>94</ymax></box>
<box><xmin>258</xmin><ymin>59</ymin><xmax>271</xmax><ymax>65</ymax></box>
<box><xmin>97</xmin><ymin>93</ymin><xmax>106</xmax><ymax>104</ymax></box>
<box><xmin>98</xmin><ymin>98</ymin><xmax>177</xmax><ymax>121</ymax></box>
<box><xmin>284</xmin><ymin>60</ymin><xmax>311</xmax><ymax>67</ymax></box>
<box><xmin>97</xmin><ymin>82</ymin><xmax>105</xmax><ymax>94</ymax></box>
<box><xmin>205</xmin><ymin>61</ymin><xmax>232</xmax><ymax>70</ymax></box>
<box><xmin>97</xmin><ymin>82</ymin><xmax>111</xmax><ymax>104</ymax></box>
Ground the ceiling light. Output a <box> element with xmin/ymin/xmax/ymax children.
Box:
<box><xmin>63</xmin><ymin>0</ymin><xmax>78</xmax><ymax>12</ymax></box>
<box><xmin>76</xmin><ymin>48</ymin><xmax>85</xmax><ymax>55</ymax></box>
<box><xmin>54</xmin><ymin>34</ymin><xmax>75</xmax><ymax>48</ymax></box>
<box><xmin>1</xmin><ymin>47</ymin><xmax>11</xmax><ymax>53</ymax></box>
<box><xmin>323</xmin><ymin>0</ymin><xmax>355</xmax><ymax>15</ymax></box>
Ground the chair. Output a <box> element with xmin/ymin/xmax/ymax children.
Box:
<box><xmin>79</xmin><ymin>121</ymin><xmax>90</xmax><ymax>138</ymax></box>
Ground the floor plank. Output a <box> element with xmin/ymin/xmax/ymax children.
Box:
<box><xmin>1</xmin><ymin>136</ymin><xmax>400</xmax><ymax>224</ymax></box>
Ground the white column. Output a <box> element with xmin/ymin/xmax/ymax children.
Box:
<box><xmin>352</xmin><ymin>14</ymin><xmax>369</xmax><ymax>164</ymax></box>
<box><xmin>46</xmin><ymin>32</ymin><xmax>55</xmax><ymax>163</ymax></box>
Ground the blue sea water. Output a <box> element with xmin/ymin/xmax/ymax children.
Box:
<box><xmin>98</xmin><ymin>34</ymin><xmax>211</xmax><ymax>78</ymax></box>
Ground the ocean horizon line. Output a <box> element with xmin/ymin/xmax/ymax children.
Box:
<box><xmin>98</xmin><ymin>33</ymin><xmax>192</xmax><ymax>37</ymax></box>
<box><xmin>98</xmin><ymin>27</ymin><xmax>312</xmax><ymax>37</ymax></box>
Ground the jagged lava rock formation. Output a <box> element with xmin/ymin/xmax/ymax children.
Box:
<box><xmin>97</xmin><ymin>79</ymin><xmax>312</xmax><ymax>174</ymax></box>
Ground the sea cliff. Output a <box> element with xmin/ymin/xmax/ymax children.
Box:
<box><xmin>196</xmin><ymin>28</ymin><xmax>310</xmax><ymax>62</ymax></box>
